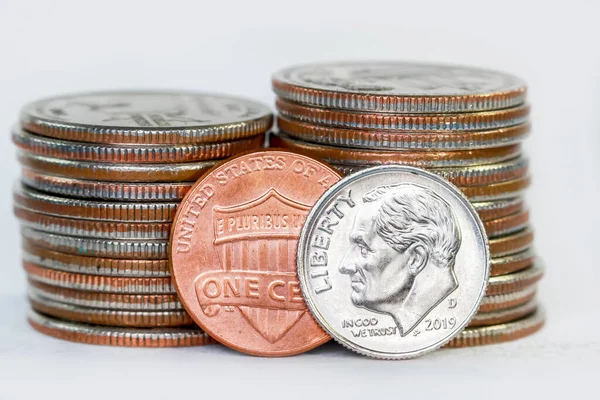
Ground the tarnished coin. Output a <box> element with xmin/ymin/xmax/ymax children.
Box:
<box><xmin>273</xmin><ymin>62</ymin><xmax>527</xmax><ymax>113</ymax></box>
<box><xmin>489</xmin><ymin>227</ymin><xmax>534</xmax><ymax>257</ymax></box>
<box><xmin>170</xmin><ymin>150</ymin><xmax>342</xmax><ymax>356</ymax></box>
<box><xmin>297</xmin><ymin>165</ymin><xmax>489</xmax><ymax>359</ymax></box>
<box><xmin>272</xmin><ymin>133</ymin><xmax>522</xmax><ymax>168</ymax></box>
<box><xmin>278</xmin><ymin>116</ymin><xmax>530</xmax><ymax>150</ymax></box>
<box><xmin>20</xmin><ymin>91</ymin><xmax>273</xmax><ymax>144</ymax></box>
<box><xmin>276</xmin><ymin>98</ymin><xmax>529</xmax><ymax>131</ymax></box>
<box><xmin>484</xmin><ymin>209</ymin><xmax>529</xmax><ymax>238</ymax></box>
<box><xmin>461</xmin><ymin>176</ymin><xmax>530</xmax><ymax>201</ymax></box>
<box><xmin>13</xmin><ymin>127</ymin><xmax>264</xmax><ymax>163</ymax></box>
<box><xmin>18</xmin><ymin>152</ymin><xmax>216</xmax><ymax>182</ymax></box>
<box><xmin>479</xmin><ymin>285</ymin><xmax>537</xmax><ymax>313</ymax></box>
<box><xmin>468</xmin><ymin>299</ymin><xmax>537</xmax><ymax>327</ymax></box>
<box><xmin>472</xmin><ymin>197</ymin><xmax>524</xmax><ymax>222</ymax></box>
<box><xmin>486</xmin><ymin>263</ymin><xmax>544</xmax><ymax>295</ymax></box>
<box><xmin>28</xmin><ymin>310</ymin><xmax>214</xmax><ymax>347</ymax></box>
<box><xmin>444</xmin><ymin>308</ymin><xmax>544</xmax><ymax>348</ymax></box>
<box><xmin>490</xmin><ymin>248</ymin><xmax>535</xmax><ymax>276</ymax></box>
<box><xmin>23</xmin><ymin>242</ymin><xmax>170</xmax><ymax>277</ymax></box>
<box><xmin>22</xmin><ymin>168</ymin><xmax>192</xmax><ymax>202</ymax></box>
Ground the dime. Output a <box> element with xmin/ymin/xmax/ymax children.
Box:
<box><xmin>22</xmin><ymin>168</ymin><xmax>192</xmax><ymax>202</ymax></box>
<box><xmin>28</xmin><ymin>310</ymin><xmax>214</xmax><ymax>347</ymax></box>
<box><xmin>297</xmin><ymin>165</ymin><xmax>490</xmax><ymax>359</ymax></box>
<box><xmin>272</xmin><ymin>62</ymin><xmax>526</xmax><ymax>113</ymax></box>
<box><xmin>29</xmin><ymin>281</ymin><xmax>183</xmax><ymax>310</ymax></box>
<box><xmin>490</xmin><ymin>248</ymin><xmax>535</xmax><ymax>276</ymax></box>
<box><xmin>29</xmin><ymin>291</ymin><xmax>192</xmax><ymax>327</ymax></box>
<box><xmin>484</xmin><ymin>209</ymin><xmax>529</xmax><ymax>238</ymax></box>
<box><xmin>24</xmin><ymin>262</ymin><xmax>175</xmax><ymax>293</ymax></box>
<box><xmin>472</xmin><ymin>197</ymin><xmax>524</xmax><ymax>222</ymax></box>
<box><xmin>14</xmin><ymin>184</ymin><xmax>178</xmax><ymax>222</ymax></box>
<box><xmin>444</xmin><ymin>308</ymin><xmax>544</xmax><ymax>348</ymax></box>
<box><xmin>461</xmin><ymin>176</ymin><xmax>530</xmax><ymax>201</ymax></box>
<box><xmin>22</xmin><ymin>227</ymin><xmax>168</xmax><ymax>259</ymax></box>
<box><xmin>18</xmin><ymin>152</ymin><xmax>216</xmax><ymax>182</ymax></box>
<box><xmin>276</xmin><ymin>98</ymin><xmax>529</xmax><ymax>131</ymax></box>
<box><xmin>277</xmin><ymin>116</ymin><xmax>531</xmax><ymax>150</ymax></box>
<box><xmin>468</xmin><ymin>299</ymin><xmax>537</xmax><ymax>327</ymax></box>
<box><xmin>489</xmin><ymin>227</ymin><xmax>534</xmax><ymax>257</ymax></box>
<box><xmin>20</xmin><ymin>91</ymin><xmax>273</xmax><ymax>144</ymax></box>
<box><xmin>23</xmin><ymin>242</ymin><xmax>170</xmax><ymax>277</ymax></box>
<box><xmin>486</xmin><ymin>263</ymin><xmax>544</xmax><ymax>296</ymax></box>
<box><xmin>170</xmin><ymin>150</ymin><xmax>342</xmax><ymax>356</ymax></box>
<box><xmin>15</xmin><ymin>206</ymin><xmax>172</xmax><ymax>240</ymax></box>
<box><xmin>479</xmin><ymin>285</ymin><xmax>537</xmax><ymax>313</ymax></box>
<box><xmin>272</xmin><ymin>133</ymin><xmax>522</xmax><ymax>168</ymax></box>
<box><xmin>13</xmin><ymin>127</ymin><xmax>264</xmax><ymax>163</ymax></box>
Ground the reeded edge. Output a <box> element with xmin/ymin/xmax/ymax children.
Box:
<box><xmin>297</xmin><ymin>164</ymin><xmax>491</xmax><ymax>359</ymax></box>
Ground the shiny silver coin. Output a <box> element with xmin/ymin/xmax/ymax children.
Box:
<box><xmin>20</xmin><ymin>91</ymin><xmax>273</xmax><ymax>144</ymax></box>
<box><xmin>297</xmin><ymin>165</ymin><xmax>490</xmax><ymax>359</ymax></box>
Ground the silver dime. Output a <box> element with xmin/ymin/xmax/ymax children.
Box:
<box><xmin>297</xmin><ymin>165</ymin><xmax>490</xmax><ymax>359</ymax></box>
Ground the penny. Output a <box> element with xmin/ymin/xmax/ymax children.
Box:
<box><xmin>277</xmin><ymin>116</ymin><xmax>531</xmax><ymax>150</ymax></box>
<box><xmin>22</xmin><ymin>168</ymin><xmax>193</xmax><ymax>202</ymax></box>
<box><xmin>444</xmin><ymin>308</ymin><xmax>544</xmax><ymax>348</ymax></box>
<box><xmin>272</xmin><ymin>62</ymin><xmax>526</xmax><ymax>113</ymax></box>
<box><xmin>486</xmin><ymin>263</ymin><xmax>544</xmax><ymax>296</ymax></box>
<box><xmin>24</xmin><ymin>262</ymin><xmax>175</xmax><ymax>293</ymax></box>
<box><xmin>489</xmin><ymin>227</ymin><xmax>534</xmax><ymax>257</ymax></box>
<box><xmin>14</xmin><ymin>184</ymin><xmax>178</xmax><ymax>222</ymax></box>
<box><xmin>276</xmin><ymin>98</ymin><xmax>529</xmax><ymax>131</ymax></box>
<box><xmin>13</xmin><ymin>127</ymin><xmax>264</xmax><ymax>163</ymax></box>
<box><xmin>272</xmin><ymin>133</ymin><xmax>522</xmax><ymax>168</ymax></box>
<box><xmin>23</xmin><ymin>242</ymin><xmax>170</xmax><ymax>277</ymax></box>
<box><xmin>22</xmin><ymin>227</ymin><xmax>168</xmax><ymax>259</ymax></box>
<box><xmin>490</xmin><ymin>248</ymin><xmax>535</xmax><ymax>276</ymax></box>
<box><xmin>28</xmin><ymin>310</ymin><xmax>214</xmax><ymax>347</ymax></box>
<box><xmin>28</xmin><ymin>281</ymin><xmax>183</xmax><ymax>310</ymax></box>
<box><xmin>15</xmin><ymin>206</ymin><xmax>172</xmax><ymax>240</ymax></box>
<box><xmin>18</xmin><ymin>152</ymin><xmax>216</xmax><ymax>182</ymax></box>
<box><xmin>479</xmin><ymin>285</ymin><xmax>537</xmax><ymax>313</ymax></box>
<box><xmin>468</xmin><ymin>299</ymin><xmax>537</xmax><ymax>327</ymax></box>
<box><xmin>472</xmin><ymin>197</ymin><xmax>524</xmax><ymax>222</ymax></box>
<box><xmin>29</xmin><ymin>291</ymin><xmax>192</xmax><ymax>327</ymax></box>
<box><xmin>20</xmin><ymin>91</ymin><xmax>273</xmax><ymax>144</ymax></box>
<box><xmin>484</xmin><ymin>209</ymin><xmax>529</xmax><ymax>238</ymax></box>
<box><xmin>297</xmin><ymin>165</ymin><xmax>489</xmax><ymax>359</ymax></box>
<box><xmin>170</xmin><ymin>150</ymin><xmax>342</xmax><ymax>357</ymax></box>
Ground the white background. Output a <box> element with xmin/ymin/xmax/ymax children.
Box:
<box><xmin>1</xmin><ymin>0</ymin><xmax>598</xmax><ymax>397</ymax></box>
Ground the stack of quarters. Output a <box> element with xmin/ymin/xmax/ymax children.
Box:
<box><xmin>271</xmin><ymin>62</ymin><xmax>543</xmax><ymax>347</ymax></box>
<box><xmin>12</xmin><ymin>91</ymin><xmax>272</xmax><ymax>347</ymax></box>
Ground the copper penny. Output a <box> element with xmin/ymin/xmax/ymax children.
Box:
<box><xmin>478</xmin><ymin>285</ymin><xmax>537</xmax><ymax>313</ymax></box>
<box><xmin>490</xmin><ymin>248</ymin><xmax>535</xmax><ymax>277</ymax></box>
<box><xmin>486</xmin><ymin>263</ymin><xmax>544</xmax><ymax>296</ymax></box>
<box><xmin>484</xmin><ymin>209</ymin><xmax>529</xmax><ymax>238</ymax></box>
<box><xmin>468</xmin><ymin>299</ymin><xmax>537</xmax><ymax>328</ymax></box>
<box><xmin>489</xmin><ymin>227</ymin><xmax>534</xmax><ymax>257</ymax></box>
<box><xmin>170</xmin><ymin>150</ymin><xmax>342</xmax><ymax>356</ymax></box>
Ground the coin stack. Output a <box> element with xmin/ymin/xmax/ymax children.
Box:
<box><xmin>12</xmin><ymin>91</ymin><xmax>273</xmax><ymax>347</ymax></box>
<box><xmin>271</xmin><ymin>62</ymin><xmax>544</xmax><ymax>347</ymax></box>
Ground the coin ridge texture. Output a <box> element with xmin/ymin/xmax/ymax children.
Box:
<box><xmin>272</xmin><ymin>62</ymin><xmax>526</xmax><ymax>113</ymax></box>
<box><xmin>170</xmin><ymin>150</ymin><xmax>342</xmax><ymax>356</ymax></box>
<box><xmin>297</xmin><ymin>165</ymin><xmax>490</xmax><ymax>359</ymax></box>
<box><xmin>20</xmin><ymin>91</ymin><xmax>273</xmax><ymax>144</ymax></box>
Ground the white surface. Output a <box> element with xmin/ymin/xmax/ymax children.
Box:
<box><xmin>1</xmin><ymin>0</ymin><xmax>599</xmax><ymax>396</ymax></box>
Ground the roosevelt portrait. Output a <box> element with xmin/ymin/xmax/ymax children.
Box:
<box><xmin>339</xmin><ymin>184</ymin><xmax>462</xmax><ymax>337</ymax></box>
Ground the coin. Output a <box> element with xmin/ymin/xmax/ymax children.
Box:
<box><xmin>472</xmin><ymin>197</ymin><xmax>524</xmax><ymax>222</ymax></box>
<box><xmin>20</xmin><ymin>91</ymin><xmax>273</xmax><ymax>144</ymax></box>
<box><xmin>444</xmin><ymin>308</ymin><xmax>544</xmax><ymax>348</ymax></box>
<box><xmin>276</xmin><ymin>98</ymin><xmax>529</xmax><ymax>131</ymax></box>
<box><xmin>22</xmin><ymin>227</ymin><xmax>168</xmax><ymax>259</ymax></box>
<box><xmin>272</xmin><ymin>133</ymin><xmax>522</xmax><ymax>168</ymax></box>
<box><xmin>170</xmin><ymin>150</ymin><xmax>342</xmax><ymax>356</ymax></box>
<box><xmin>28</xmin><ymin>281</ymin><xmax>183</xmax><ymax>311</ymax></box>
<box><xmin>29</xmin><ymin>291</ymin><xmax>192</xmax><ymax>327</ymax></box>
<box><xmin>277</xmin><ymin>116</ymin><xmax>531</xmax><ymax>150</ymax></box>
<box><xmin>22</xmin><ymin>168</ymin><xmax>193</xmax><ymax>202</ymax></box>
<box><xmin>486</xmin><ymin>263</ymin><xmax>544</xmax><ymax>295</ymax></box>
<box><xmin>272</xmin><ymin>62</ymin><xmax>526</xmax><ymax>113</ymax></box>
<box><xmin>461</xmin><ymin>176</ymin><xmax>530</xmax><ymax>201</ymax></box>
<box><xmin>490</xmin><ymin>248</ymin><xmax>535</xmax><ymax>276</ymax></box>
<box><xmin>484</xmin><ymin>209</ymin><xmax>529</xmax><ymax>238</ymax></box>
<box><xmin>468</xmin><ymin>299</ymin><xmax>537</xmax><ymax>327</ymax></box>
<box><xmin>28</xmin><ymin>310</ymin><xmax>214</xmax><ymax>347</ymax></box>
<box><xmin>13</xmin><ymin>127</ymin><xmax>264</xmax><ymax>163</ymax></box>
<box><xmin>297</xmin><ymin>165</ymin><xmax>489</xmax><ymax>359</ymax></box>
<box><xmin>479</xmin><ymin>285</ymin><xmax>537</xmax><ymax>313</ymax></box>
<box><xmin>489</xmin><ymin>227</ymin><xmax>534</xmax><ymax>257</ymax></box>
<box><xmin>14</xmin><ymin>184</ymin><xmax>178</xmax><ymax>222</ymax></box>
<box><xmin>23</xmin><ymin>242</ymin><xmax>170</xmax><ymax>277</ymax></box>
<box><xmin>24</xmin><ymin>262</ymin><xmax>175</xmax><ymax>293</ymax></box>
<box><xmin>18</xmin><ymin>152</ymin><xmax>216</xmax><ymax>182</ymax></box>
<box><xmin>15</xmin><ymin>206</ymin><xmax>172</xmax><ymax>239</ymax></box>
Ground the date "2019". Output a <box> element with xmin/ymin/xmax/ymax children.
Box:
<box><xmin>424</xmin><ymin>317</ymin><xmax>456</xmax><ymax>331</ymax></box>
